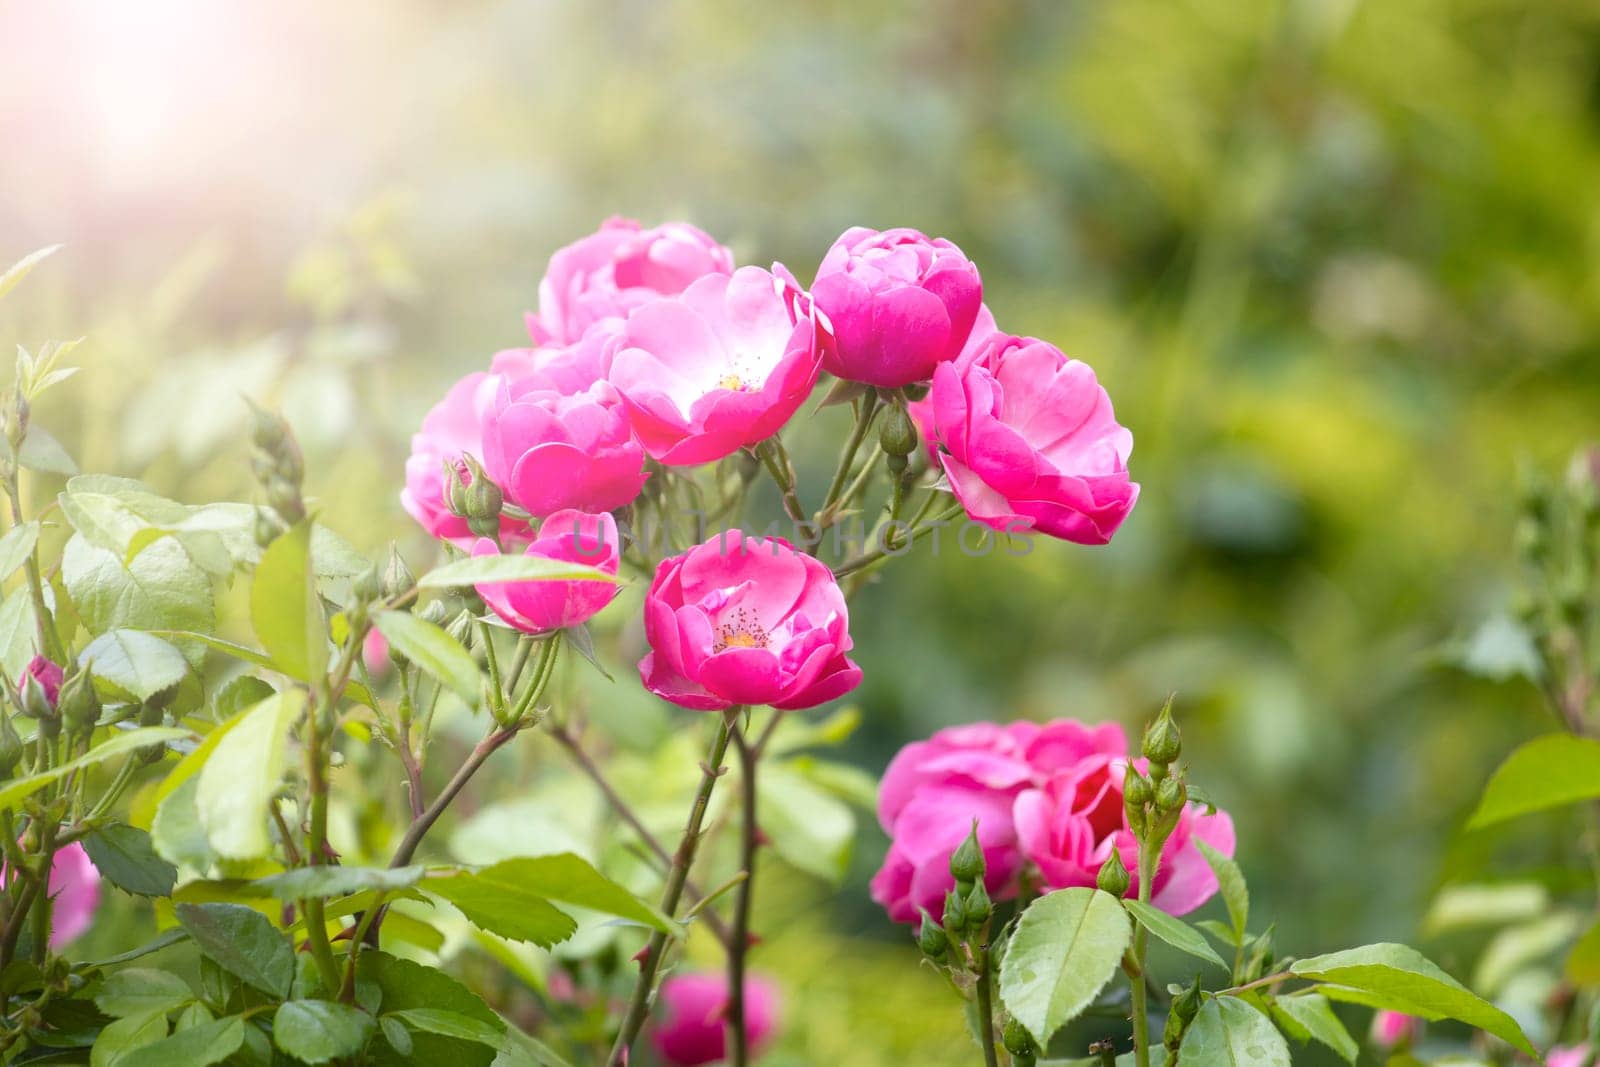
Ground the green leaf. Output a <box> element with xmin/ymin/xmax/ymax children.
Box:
<box><xmin>249</xmin><ymin>865</ymin><xmax>424</xmax><ymax>900</ymax></box>
<box><xmin>0</xmin><ymin>594</ymin><xmax>38</xmax><ymax>682</ymax></box>
<box><xmin>118</xmin><ymin>1015</ymin><xmax>244</xmax><ymax>1067</ymax></box>
<box><xmin>151</xmin><ymin>777</ymin><xmax>214</xmax><ymax>871</ymax></box>
<box><xmin>90</xmin><ymin>1010</ymin><xmax>169</xmax><ymax>1067</ymax></box>
<box><xmin>380</xmin><ymin>1016</ymin><xmax>414</xmax><ymax>1057</ymax></box>
<box><xmin>19</xmin><ymin>424</ymin><xmax>77</xmax><ymax>476</ymax></box>
<box><xmin>1568</xmin><ymin>918</ymin><xmax>1600</xmax><ymax>985</ymax></box>
<box><xmin>152</xmin><ymin>704</ymin><xmax>254</xmax><ymax>810</ymax></box>
<box><xmin>1468</xmin><ymin>733</ymin><xmax>1600</xmax><ymax>828</ymax></box>
<box><xmin>196</xmin><ymin>689</ymin><xmax>304</xmax><ymax>859</ymax></box>
<box><xmin>1422</xmin><ymin>882</ymin><xmax>1549</xmax><ymax>936</ymax></box>
<box><xmin>213</xmin><ymin>675</ymin><xmax>276</xmax><ymax>720</ymax></box>
<box><xmin>998</xmin><ymin>887</ymin><xmax>1131</xmax><ymax>1045</ymax></box>
<box><xmin>439</xmin><ymin>854</ymin><xmax>675</xmax><ymax>934</ymax></box>
<box><xmin>0</xmin><ymin>726</ymin><xmax>190</xmax><ymax>812</ymax></box>
<box><xmin>1270</xmin><ymin>993</ymin><xmax>1358</xmax><ymax>1063</ymax></box>
<box><xmin>386</xmin><ymin>1009</ymin><xmax>503</xmax><ymax>1046</ymax></box>
<box><xmin>0</xmin><ymin>521</ymin><xmax>40</xmax><ymax>582</ymax></box>
<box><xmin>81</xmin><ymin>630</ymin><xmax>189</xmax><ymax>703</ymax></box>
<box><xmin>417</xmin><ymin>554</ymin><xmax>617</xmax><ymax>589</ymax></box>
<box><xmin>62</xmin><ymin>534</ymin><xmax>215</xmax><ymax>641</ymax></box>
<box><xmin>93</xmin><ymin>969</ymin><xmax>193</xmax><ymax>1018</ymax></box>
<box><xmin>174</xmin><ymin>902</ymin><xmax>294</xmax><ymax>998</ymax></box>
<box><xmin>375</xmin><ymin>610</ymin><xmax>481</xmax><ymax>710</ymax></box>
<box><xmin>359</xmin><ymin>951</ymin><xmax>499</xmax><ymax>1067</ymax></box>
<box><xmin>273</xmin><ymin>1000</ymin><xmax>376</xmax><ymax>1064</ymax></box>
<box><xmin>81</xmin><ymin>824</ymin><xmax>178</xmax><ymax>896</ymax></box>
<box><xmin>1289</xmin><ymin>942</ymin><xmax>1536</xmax><ymax>1055</ymax></box>
<box><xmin>251</xmin><ymin>521</ymin><xmax>328</xmax><ymax>681</ymax></box>
<box><xmin>1123</xmin><ymin>900</ymin><xmax>1229</xmax><ymax>969</ymax></box>
<box><xmin>0</xmin><ymin>244</ymin><xmax>61</xmax><ymax>301</ymax></box>
<box><xmin>758</xmin><ymin>761</ymin><xmax>856</xmax><ymax>884</ymax></box>
<box><xmin>495</xmin><ymin>1020</ymin><xmax>577</xmax><ymax>1067</ymax></box>
<box><xmin>1180</xmin><ymin>996</ymin><xmax>1291</xmax><ymax>1066</ymax></box>
<box><xmin>424</xmin><ymin>873</ymin><xmax>578</xmax><ymax>948</ymax></box>
<box><xmin>1196</xmin><ymin>839</ymin><xmax>1248</xmax><ymax>938</ymax></box>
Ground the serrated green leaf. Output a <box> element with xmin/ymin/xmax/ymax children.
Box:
<box><xmin>18</xmin><ymin>425</ymin><xmax>76</xmax><ymax>475</ymax></box>
<box><xmin>0</xmin><ymin>591</ymin><xmax>37</xmax><ymax>682</ymax></box>
<box><xmin>61</xmin><ymin>534</ymin><xmax>214</xmax><ymax>641</ymax></box>
<box><xmin>196</xmin><ymin>689</ymin><xmax>304</xmax><ymax>859</ymax></box>
<box><xmin>1180</xmin><ymin>996</ymin><xmax>1291</xmax><ymax>1066</ymax></box>
<box><xmin>1468</xmin><ymin>733</ymin><xmax>1600</xmax><ymax>828</ymax></box>
<box><xmin>174</xmin><ymin>903</ymin><xmax>293</xmax><ymax>998</ymax></box>
<box><xmin>151</xmin><ymin>777</ymin><xmax>214</xmax><ymax>870</ymax></box>
<box><xmin>249</xmin><ymin>865</ymin><xmax>424</xmax><ymax>900</ymax></box>
<box><xmin>417</xmin><ymin>554</ymin><xmax>617</xmax><ymax>589</ymax></box>
<box><xmin>385</xmin><ymin>1008</ymin><xmax>503</xmax><ymax>1046</ymax></box>
<box><xmin>380</xmin><ymin>1016</ymin><xmax>413</xmax><ymax>1057</ymax></box>
<box><xmin>374</xmin><ymin>610</ymin><xmax>481</xmax><ymax>710</ymax></box>
<box><xmin>495</xmin><ymin>1018</ymin><xmax>577</xmax><ymax>1067</ymax></box>
<box><xmin>81</xmin><ymin>630</ymin><xmax>189</xmax><ymax>703</ymax></box>
<box><xmin>1196</xmin><ymin>838</ymin><xmax>1248</xmax><ymax>938</ymax></box>
<box><xmin>360</xmin><ymin>951</ymin><xmax>499</xmax><ymax>1067</ymax></box>
<box><xmin>93</xmin><ymin>969</ymin><xmax>192</xmax><ymax>1018</ymax></box>
<box><xmin>424</xmin><ymin>871</ymin><xmax>578</xmax><ymax>948</ymax></box>
<box><xmin>118</xmin><ymin>1015</ymin><xmax>244</xmax><ymax>1067</ymax></box>
<box><xmin>252</xmin><ymin>521</ymin><xmax>327</xmax><ymax>681</ymax></box>
<box><xmin>440</xmin><ymin>854</ymin><xmax>674</xmax><ymax>934</ymax></box>
<box><xmin>0</xmin><ymin>521</ymin><xmax>39</xmax><ymax>583</ymax></box>
<box><xmin>0</xmin><ymin>726</ymin><xmax>190</xmax><ymax>812</ymax></box>
<box><xmin>82</xmin><ymin>824</ymin><xmax>178</xmax><ymax>896</ymax></box>
<box><xmin>998</xmin><ymin>887</ymin><xmax>1131</xmax><ymax>1045</ymax></box>
<box><xmin>90</xmin><ymin>1009</ymin><xmax>168</xmax><ymax>1067</ymax></box>
<box><xmin>1270</xmin><ymin>994</ymin><xmax>1357</xmax><ymax>1063</ymax></box>
<box><xmin>1290</xmin><ymin>943</ymin><xmax>1536</xmax><ymax>1055</ymax></box>
<box><xmin>1123</xmin><ymin>900</ymin><xmax>1228</xmax><ymax>969</ymax></box>
<box><xmin>273</xmin><ymin>1000</ymin><xmax>376</xmax><ymax>1064</ymax></box>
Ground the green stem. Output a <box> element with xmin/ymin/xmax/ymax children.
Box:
<box><xmin>1131</xmin><ymin>841</ymin><xmax>1157</xmax><ymax>1067</ymax></box>
<box><xmin>835</xmin><ymin>503</ymin><xmax>964</xmax><ymax>579</ymax></box>
<box><xmin>478</xmin><ymin>620</ymin><xmax>506</xmax><ymax>721</ymax></box>
<box><xmin>607</xmin><ymin>709</ymin><xmax>739</xmax><ymax>1067</ymax></box>
<box><xmin>756</xmin><ymin>440</ymin><xmax>810</xmax><ymax>546</ymax></box>
<box><xmin>819</xmin><ymin>391</ymin><xmax>880</xmax><ymax>522</ymax></box>
<box><xmin>727</xmin><ymin>725</ymin><xmax>758</xmax><ymax>1066</ymax></box>
<box><xmin>974</xmin><ymin>941</ymin><xmax>1001</xmax><ymax>1067</ymax></box>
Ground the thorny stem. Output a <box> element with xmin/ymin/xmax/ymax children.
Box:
<box><xmin>1131</xmin><ymin>836</ymin><xmax>1158</xmax><ymax>1067</ymax></box>
<box><xmin>974</xmin><ymin>940</ymin><xmax>1001</xmax><ymax>1067</ymax></box>
<box><xmin>607</xmin><ymin>708</ymin><xmax>740</xmax><ymax>1067</ymax></box>
<box><xmin>727</xmin><ymin>725</ymin><xmax>759</xmax><ymax>1066</ymax></box>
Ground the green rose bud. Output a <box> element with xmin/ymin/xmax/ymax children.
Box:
<box><xmin>965</xmin><ymin>877</ymin><xmax>992</xmax><ymax>927</ymax></box>
<box><xmin>459</xmin><ymin>455</ymin><xmax>504</xmax><ymax>539</ymax></box>
<box><xmin>1155</xmin><ymin>776</ymin><xmax>1187</xmax><ymax>815</ymax></box>
<box><xmin>950</xmin><ymin>821</ymin><xmax>986</xmax><ymax>888</ymax></box>
<box><xmin>381</xmin><ymin>544</ymin><xmax>415</xmax><ymax>602</ymax></box>
<box><xmin>57</xmin><ymin>669</ymin><xmax>101</xmax><ymax>731</ymax></box>
<box><xmin>1142</xmin><ymin>700</ymin><xmax>1182</xmax><ymax>766</ymax></box>
<box><xmin>1097</xmin><ymin>848</ymin><xmax>1131</xmax><ymax>897</ymax></box>
<box><xmin>879</xmin><ymin>404</ymin><xmax>918</xmax><ymax>458</ymax></box>
<box><xmin>917</xmin><ymin>912</ymin><xmax>949</xmax><ymax>959</ymax></box>
<box><xmin>1002</xmin><ymin>1017</ymin><xmax>1036</xmax><ymax>1058</ymax></box>
<box><xmin>942</xmin><ymin>887</ymin><xmax>967</xmax><ymax>937</ymax></box>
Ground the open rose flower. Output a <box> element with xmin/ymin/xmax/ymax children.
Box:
<box><xmin>930</xmin><ymin>334</ymin><xmax>1138</xmax><ymax>545</ymax></box>
<box><xmin>401</xmin><ymin>372</ymin><xmax>530</xmax><ymax>546</ymax></box>
<box><xmin>811</xmin><ymin>226</ymin><xmax>982</xmax><ymax>388</ymax></box>
<box><xmin>1014</xmin><ymin>755</ymin><xmax>1235</xmax><ymax>915</ymax></box>
<box><xmin>651</xmin><ymin>972</ymin><xmax>779</xmax><ymax>1066</ymax></box>
<box><xmin>640</xmin><ymin>531</ymin><xmax>860</xmax><ymax>711</ymax></box>
<box><xmin>870</xmin><ymin>719</ymin><xmax>1125</xmax><ymax>924</ymax></box>
<box><xmin>908</xmin><ymin>303</ymin><xmax>997</xmax><ymax>460</ymax></box>
<box><xmin>480</xmin><ymin>326</ymin><xmax>648</xmax><ymax>518</ymax></box>
<box><xmin>528</xmin><ymin>217</ymin><xmax>734</xmax><ymax>346</ymax></box>
<box><xmin>610</xmin><ymin>266</ymin><xmax>829</xmax><ymax>465</ymax></box>
<box><xmin>473</xmin><ymin>510</ymin><xmax>621</xmax><ymax>634</ymax></box>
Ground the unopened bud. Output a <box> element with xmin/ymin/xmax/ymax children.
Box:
<box><xmin>1171</xmin><ymin>978</ymin><xmax>1202</xmax><ymax>1023</ymax></box>
<box><xmin>1142</xmin><ymin>700</ymin><xmax>1182</xmax><ymax>765</ymax></box>
<box><xmin>253</xmin><ymin>508</ymin><xmax>281</xmax><ymax>550</ymax></box>
<box><xmin>917</xmin><ymin>912</ymin><xmax>948</xmax><ymax>959</ymax></box>
<box><xmin>1155</xmin><ymin>776</ymin><xmax>1187</xmax><ymax>814</ymax></box>
<box><xmin>942</xmin><ymin>887</ymin><xmax>967</xmax><ymax>936</ymax></box>
<box><xmin>352</xmin><ymin>563</ymin><xmax>382</xmax><ymax>605</ymax></box>
<box><xmin>459</xmin><ymin>455</ymin><xmax>503</xmax><ymax>539</ymax></box>
<box><xmin>1097</xmin><ymin>849</ymin><xmax>1130</xmax><ymax>897</ymax></box>
<box><xmin>57</xmin><ymin>670</ymin><xmax>100</xmax><ymax>731</ymax></box>
<box><xmin>1002</xmin><ymin>1017</ymin><xmax>1035</xmax><ymax>1058</ymax></box>
<box><xmin>879</xmin><ymin>405</ymin><xmax>917</xmax><ymax>458</ymax></box>
<box><xmin>1124</xmin><ymin>772</ymin><xmax>1152</xmax><ymax>834</ymax></box>
<box><xmin>17</xmin><ymin>673</ymin><xmax>55</xmax><ymax>721</ymax></box>
<box><xmin>418</xmin><ymin>601</ymin><xmax>449</xmax><ymax>627</ymax></box>
<box><xmin>950</xmin><ymin>821</ymin><xmax>985</xmax><ymax>888</ymax></box>
<box><xmin>965</xmin><ymin>878</ymin><xmax>992</xmax><ymax>927</ymax></box>
<box><xmin>444</xmin><ymin>459</ymin><xmax>471</xmax><ymax>517</ymax></box>
<box><xmin>381</xmin><ymin>545</ymin><xmax>415</xmax><ymax>601</ymax></box>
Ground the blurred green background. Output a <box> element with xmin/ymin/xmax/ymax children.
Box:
<box><xmin>3</xmin><ymin>0</ymin><xmax>1599</xmax><ymax>1061</ymax></box>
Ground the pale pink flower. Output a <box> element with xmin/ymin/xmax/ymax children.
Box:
<box><xmin>1548</xmin><ymin>1046</ymin><xmax>1592</xmax><ymax>1067</ymax></box>
<box><xmin>651</xmin><ymin>972</ymin><xmax>779</xmax><ymax>1066</ymax></box>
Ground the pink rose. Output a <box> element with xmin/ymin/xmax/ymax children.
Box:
<box><xmin>1371</xmin><ymin>1011</ymin><xmax>1422</xmax><ymax>1050</ymax></box>
<box><xmin>1014</xmin><ymin>756</ymin><xmax>1235</xmax><ymax>916</ymax></box>
<box><xmin>47</xmin><ymin>843</ymin><xmax>101</xmax><ymax>948</ymax></box>
<box><xmin>811</xmin><ymin>226</ymin><xmax>983</xmax><ymax>387</ymax></box>
<box><xmin>400</xmin><ymin>373</ymin><xmax>530</xmax><ymax>546</ymax></box>
<box><xmin>362</xmin><ymin>629</ymin><xmax>391</xmax><ymax>679</ymax></box>
<box><xmin>640</xmin><ymin>531</ymin><xmax>860</xmax><ymax>711</ymax></box>
<box><xmin>930</xmin><ymin>334</ymin><xmax>1138</xmax><ymax>545</ymax></box>
<box><xmin>1549</xmin><ymin>1047</ymin><xmax>1593</xmax><ymax>1067</ymax></box>
<box><xmin>610</xmin><ymin>267</ymin><xmax>829</xmax><ymax>465</ymax></box>
<box><xmin>19</xmin><ymin>656</ymin><xmax>63</xmax><ymax>709</ymax></box>
<box><xmin>528</xmin><ymin>217</ymin><xmax>734</xmax><ymax>346</ymax></box>
<box><xmin>650</xmin><ymin>972</ymin><xmax>779</xmax><ymax>1066</ymax></box>
<box><xmin>870</xmin><ymin>720</ymin><xmax>1125</xmax><ymax>924</ymax></box>
<box><xmin>907</xmin><ymin>303</ymin><xmax>997</xmax><ymax>461</ymax></box>
<box><xmin>472</xmin><ymin>510</ymin><xmax>621</xmax><ymax>634</ymax></box>
<box><xmin>480</xmin><ymin>327</ymin><xmax>649</xmax><ymax>518</ymax></box>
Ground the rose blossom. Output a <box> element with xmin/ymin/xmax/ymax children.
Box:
<box><xmin>811</xmin><ymin>226</ymin><xmax>983</xmax><ymax>388</ymax></box>
<box><xmin>930</xmin><ymin>333</ymin><xmax>1138</xmax><ymax>545</ymax></box>
<box><xmin>527</xmin><ymin>217</ymin><xmax>734</xmax><ymax>346</ymax></box>
<box><xmin>640</xmin><ymin>531</ymin><xmax>860</xmax><ymax>711</ymax></box>
<box><xmin>1371</xmin><ymin>1011</ymin><xmax>1422</xmax><ymax>1050</ymax></box>
<box><xmin>1550</xmin><ymin>1047</ymin><xmax>1593</xmax><ymax>1067</ymax></box>
<box><xmin>609</xmin><ymin>266</ymin><xmax>830</xmax><ymax>465</ymax></box>
<box><xmin>1014</xmin><ymin>755</ymin><xmax>1235</xmax><ymax>916</ymax></box>
<box><xmin>473</xmin><ymin>510</ymin><xmax>621</xmax><ymax>634</ymax></box>
<box><xmin>870</xmin><ymin>720</ymin><xmax>1126</xmax><ymax>924</ymax></box>
<box><xmin>19</xmin><ymin>656</ymin><xmax>63</xmax><ymax>709</ymax></box>
<box><xmin>400</xmin><ymin>373</ymin><xmax>529</xmax><ymax>546</ymax></box>
<box><xmin>650</xmin><ymin>972</ymin><xmax>779</xmax><ymax>1066</ymax></box>
<box><xmin>907</xmin><ymin>303</ymin><xmax>998</xmax><ymax>459</ymax></box>
<box><xmin>48</xmin><ymin>843</ymin><xmax>101</xmax><ymax>947</ymax></box>
<box><xmin>480</xmin><ymin>325</ymin><xmax>648</xmax><ymax>518</ymax></box>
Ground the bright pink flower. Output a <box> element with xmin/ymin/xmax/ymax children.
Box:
<box><xmin>930</xmin><ymin>334</ymin><xmax>1138</xmax><ymax>545</ymax></box>
<box><xmin>401</xmin><ymin>373</ymin><xmax>530</xmax><ymax>546</ymax></box>
<box><xmin>47</xmin><ymin>843</ymin><xmax>100</xmax><ymax>948</ymax></box>
<box><xmin>473</xmin><ymin>510</ymin><xmax>621</xmax><ymax>634</ymax></box>
<box><xmin>811</xmin><ymin>227</ymin><xmax>983</xmax><ymax>388</ymax></box>
<box><xmin>610</xmin><ymin>267</ymin><xmax>829</xmax><ymax>465</ymax></box>
<box><xmin>870</xmin><ymin>720</ymin><xmax>1126</xmax><ymax>924</ymax></box>
<box><xmin>1014</xmin><ymin>757</ymin><xmax>1235</xmax><ymax>916</ymax></box>
<box><xmin>1371</xmin><ymin>1011</ymin><xmax>1423</xmax><ymax>1050</ymax></box>
<box><xmin>480</xmin><ymin>326</ymin><xmax>648</xmax><ymax>518</ymax></box>
<box><xmin>640</xmin><ymin>531</ymin><xmax>860</xmax><ymax>711</ymax></box>
<box><xmin>1549</xmin><ymin>1046</ymin><xmax>1593</xmax><ymax>1067</ymax></box>
<box><xmin>19</xmin><ymin>657</ymin><xmax>63</xmax><ymax>709</ymax></box>
<box><xmin>362</xmin><ymin>629</ymin><xmax>391</xmax><ymax>679</ymax></box>
<box><xmin>907</xmin><ymin>304</ymin><xmax>997</xmax><ymax>461</ymax></box>
<box><xmin>528</xmin><ymin>217</ymin><xmax>734</xmax><ymax>346</ymax></box>
<box><xmin>651</xmin><ymin>972</ymin><xmax>779</xmax><ymax>1066</ymax></box>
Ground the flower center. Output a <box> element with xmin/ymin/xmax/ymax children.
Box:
<box><xmin>717</xmin><ymin>373</ymin><xmax>746</xmax><ymax>391</ymax></box>
<box><xmin>713</xmin><ymin>606</ymin><xmax>768</xmax><ymax>652</ymax></box>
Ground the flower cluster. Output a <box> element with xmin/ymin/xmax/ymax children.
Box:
<box><xmin>870</xmin><ymin>718</ymin><xmax>1235</xmax><ymax>924</ymax></box>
